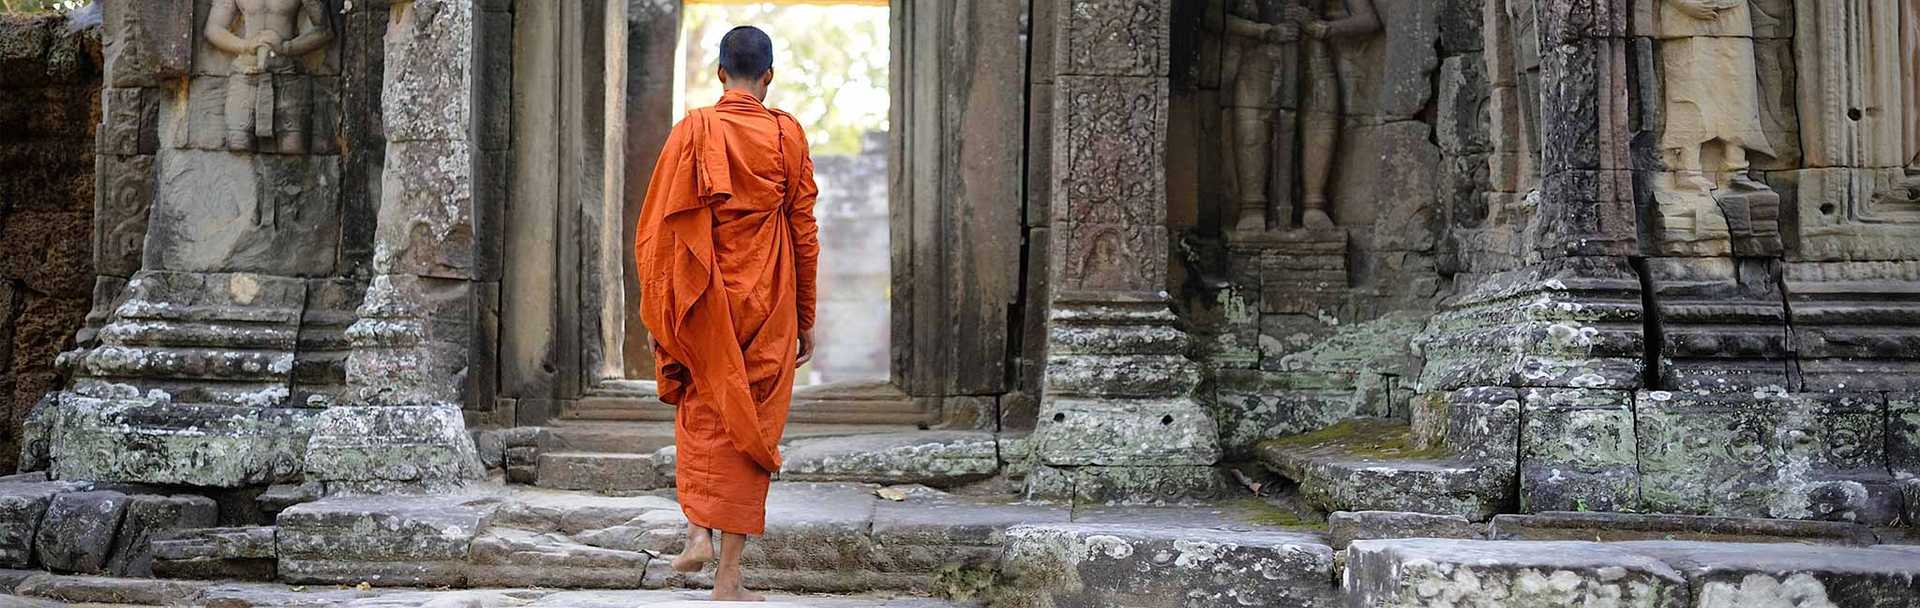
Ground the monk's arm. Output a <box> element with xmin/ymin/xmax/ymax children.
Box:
<box><xmin>788</xmin><ymin>124</ymin><xmax>821</xmax><ymax>334</ymax></box>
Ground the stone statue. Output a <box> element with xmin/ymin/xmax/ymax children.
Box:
<box><xmin>1209</xmin><ymin>0</ymin><xmax>1297</xmax><ymax>233</ymax></box>
<box><xmin>204</xmin><ymin>0</ymin><xmax>334</xmax><ymax>154</ymax></box>
<box><xmin>1286</xmin><ymin>0</ymin><xmax>1379</xmax><ymax>230</ymax></box>
<box><xmin>1653</xmin><ymin>0</ymin><xmax>1778</xmax><ymax>254</ymax></box>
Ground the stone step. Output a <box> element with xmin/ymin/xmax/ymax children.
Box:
<box><xmin>778</xmin><ymin>431</ymin><xmax>1003</xmax><ymax>488</ymax></box>
<box><xmin>265</xmin><ymin>482</ymin><xmax>1068</xmax><ymax>595</ymax></box>
<box><xmin>1</xmin><ymin>571</ymin><xmax>970</xmax><ymax>606</ymax></box>
<box><xmin>1345</xmin><ymin>538</ymin><xmax>1920</xmax><ymax>607</ymax></box>
<box><xmin>535</xmin><ymin>451</ymin><xmax>674</xmax><ymax>493</ymax></box>
<box><xmin>1254</xmin><ymin>418</ymin><xmax>1511</xmax><ymax>519</ymax></box>
<box><xmin>533</xmin><ymin>431</ymin><xmax>1013</xmax><ymax>493</ymax></box>
<box><xmin>992</xmin><ymin>523</ymin><xmax>1337</xmax><ymax>607</ymax></box>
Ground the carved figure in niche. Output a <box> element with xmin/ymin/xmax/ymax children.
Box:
<box><xmin>204</xmin><ymin>0</ymin><xmax>334</xmax><ymax>154</ymax></box>
<box><xmin>1653</xmin><ymin>0</ymin><xmax>1779</xmax><ymax>254</ymax></box>
<box><xmin>1286</xmin><ymin>0</ymin><xmax>1379</xmax><ymax>230</ymax></box>
<box><xmin>1207</xmin><ymin>0</ymin><xmax>1297</xmax><ymax>233</ymax></box>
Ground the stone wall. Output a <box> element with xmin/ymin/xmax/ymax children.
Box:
<box><xmin>1171</xmin><ymin>0</ymin><xmax>1470</xmax><ymax>459</ymax></box>
<box><xmin>0</xmin><ymin>13</ymin><xmax>100</xmax><ymax>473</ymax></box>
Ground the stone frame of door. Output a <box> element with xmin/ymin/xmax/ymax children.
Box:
<box><xmin>499</xmin><ymin>0</ymin><xmax>1036</xmax><ymax>430</ymax></box>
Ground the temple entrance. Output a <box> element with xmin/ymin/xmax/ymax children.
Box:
<box><xmin>648</xmin><ymin>0</ymin><xmax>894</xmax><ymax>387</ymax></box>
<box><xmin>502</xmin><ymin>0</ymin><xmax>1032</xmax><ymax>428</ymax></box>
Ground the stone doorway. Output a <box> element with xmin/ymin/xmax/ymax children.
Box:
<box><xmin>503</xmin><ymin>0</ymin><xmax>1033</xmax><ymax>429</ymax></box>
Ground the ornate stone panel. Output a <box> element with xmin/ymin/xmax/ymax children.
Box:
<box><xmin>1058</xmin><ymin>0</ymin><xmax>1170</xmax><ymax>77</ymax></box>
<box><xmin>92</xmin><ymin>155</ymin><xmax>156</xmax><ymax>279</ymax></box>
<box><xmin>1050</xmin><ymin>75</ymin><xmax>1168</xmax><ymax>231</ymax></box>
<box><xmin>1636</xmin><ymin>391</ymin><xmax>1891</xmax><ymax>523</ymax></box>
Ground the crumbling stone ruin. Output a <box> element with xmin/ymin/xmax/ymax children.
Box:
<box><xmin>0</xmin><ymin>0</ymin><xmax>1918</xmax><ymax>606</ymax></box>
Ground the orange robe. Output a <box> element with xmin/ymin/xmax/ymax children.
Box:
<box><xmin>634</xmin><ymin>90</ymin><xmax>819</xmax><ymax>535</ymax></box>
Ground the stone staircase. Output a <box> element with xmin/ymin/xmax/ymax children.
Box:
<box><xmin>1253</xmin><ymin>418</ymin><xmax>1512</xmax><ymax>519</ymax></box>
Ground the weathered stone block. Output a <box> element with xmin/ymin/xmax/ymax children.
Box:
<box><xmin>1327</xmin><ymin>511</ymin><xmax>1481</xmax><ymax>550</ymax></box>
<box><xmin>778</xmin><ymin>431</ymin><xmax>1000</xmax><ymax>487</ymax></box>
<box><xmin>35</xmin><ymin>491</ymin><xmax>131</xmax><ymax>574</ymax></box>
<box><xmin>0</xmin><ymin>480</ymin><xmax>88</xmax><ymax>568</ymax></box>
<box><xmin>466</xmin><ymin>528</ymin><xmax>651</xmax><ymax>588</ymax></box>
<box><xmin>102</xmin><ymin>0</ymin><xmax>192</xmax><ymax>87</ymax></box>
<box><xmin>374</xmin><ymin>140</ymin><xmax>476</xmax><ymax>278</ymax></box>
<box><xmin>1031</xmin><ymin>397</ymin><xmax>1217</xmax><ymax>467</ymax></box>
<box><xmin>1417</xmin><ymin>257</ymin><xmax>1644</xmax><ymax>391</ymax></box>
<box><xmin>276</xmin><ymin>494</ymin><xmax>488</xmax><ymax>586</ymax></box>
<box><xmin>1212</xmin><ymin>369</ymin><xmax>1362</xmax><ymax>460</ymax></box>
<box><xmin>1345</xmin><ymin>539</ymin><xmax>1687</xmax><ymax>608</ymax></box>
<box><xmin>1488</xmin><ymin>511</ymin><xmax>1879</xmax><ymax>546</ymax></box>
<box><xmin>996</xmin><ymin>524</ymin><xmax>1335</xmax><ymax>608</ymax></box>
<box><xmin>302</xmin><ymin>404</ymin><xmax>485</xmax><ymax>495</ymax></box>
<box><xmin>49</xmin><ymin>396</ymin><xmax>316</xmax><ymax>487</ymax></box>
<box><xmin>1257</xmin><ymin>419</ymin><xmax>1511</xmax><ymax>519</ymax></box>
<box><xmin>145</xmin><ymin>151</ymin><xmax>342</xmax><ymax>277</ymax></box>
<box><xmin>150</xmin><ymin>525</ymin><xmax>277</xmax><ymax>582</ymax></box>
<box><xmin>1617</xmin><ymin>541</ymin><xmax>1920</xmax><ymax>606</ymax></box>
<box><xmin>743</xmin><ymin>483</ymin><xmax>880</xmax><ymax>589</ymax></box>
<box><xmin>1441</xmin><ymin>386</ymin><xmax>1521</xmax><ymax>466</ymax></box>
<box><xmin>533</xmin><ymin>452</ymin><xmax>665</xmax><ymax>493</ymax></box>
<box><xmin>105</xmin><ymin>494</ymin><xmax>216</xmax><ymax>576</ymax></box>
<box><xmin>381</xmin><ymin>0</ymin><xmax>475</xmax><ymax>144</ymax></box>
<box><xmin>1520</xmin><ymin>388</ymin><xmax>1638</xmax><ymax>513</ymax></box>
<box><xmin>1025</xmin><ymin>465</ymin><xmax>1228</xmax><ymax>506</ymax></box>
<box><xmin>1892</xmin><ymin>395</ymin><xmax>1920</xmax><ymax>478</ymax></box>
<box><xmin>1637</xmin><ymin>391</ymin><xmax>1889</xmax><ymax>522</ymax></box>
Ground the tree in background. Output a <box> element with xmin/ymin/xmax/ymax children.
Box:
<box><xmin>679</xmin><ymin>2</ymin><xmax>889</xmax><ymax>157</ymax></box>
<box><xmin>0</xmin><ymin>0</ymin><xmax>88</xmax><ymax>14</ymax></box>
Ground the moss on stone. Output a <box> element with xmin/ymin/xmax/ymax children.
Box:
<box><xmin>1257</xmin><ymin>419</ymin><xmax>1452</xmax><ymax>461</ymax></box>
<box><xmin>1227</xmin><ymin>498</ymin><xmax>1327</xmax><ymax>531</ymax></box>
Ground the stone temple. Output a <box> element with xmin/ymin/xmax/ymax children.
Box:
<box><xmin>0</xmin><ymin>0</ymin><xmax>1918</xmax><ymax>605</ymax></box>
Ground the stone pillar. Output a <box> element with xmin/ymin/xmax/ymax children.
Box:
<box><xmin>302</xmin><ymin>0</ymin><xmax>490</xmax><ymax>495</ymax></box>
<box><xmin>1026</xmin><ymin>0</ymin><xmax>1223</xmax><ymax>503</ymax></box>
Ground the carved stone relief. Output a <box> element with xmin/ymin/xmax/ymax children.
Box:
<box><xmin>1651</xmin><ymin>0</ymin><xmax>1780</xmax><ymax>256</ymax></box>
<box><xmin>202</xmin><ymin>0</ymin><xmax>336</xmax><ymax>154</ymax></box>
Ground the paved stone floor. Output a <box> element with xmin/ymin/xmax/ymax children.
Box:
<box><xmin>0</xmin><ymin>573</ymin><xmax>972</xmax><ymax>607</ymax></box>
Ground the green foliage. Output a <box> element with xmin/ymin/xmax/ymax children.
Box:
<box><xmin>0</xmin><ymin>0</ymin><xmax>89</xmax><ymax>14</ymax></box>
<box><xmin>679</xmin><ymin>2</ymin><xmax>889</xmax><ymax>156</ymax></box>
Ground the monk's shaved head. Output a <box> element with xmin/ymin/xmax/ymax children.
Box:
<box><xmin>718</xmin><ymin>26</ymin><xmax>774</xmax><ymax>79</ymax></box>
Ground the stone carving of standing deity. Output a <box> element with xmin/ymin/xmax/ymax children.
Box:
<box><xmin>1287</xmin><ymin>0</ymin><xmax>1378</xmax><ymax>230</ymax></box>
<box><xmin>204</xmin><ymin>0</ymin><xmax>334</xmax><ymax>154</ymax></box>
<box><xmin>1653</xmin><ymin>0</ymin><xmax>1779</xmax><ymax>254</ymax></box>
<box><xmin>1210</xmin><ymin>0</ymin><xmax>1297</xmax><ymax>233</ymax></box>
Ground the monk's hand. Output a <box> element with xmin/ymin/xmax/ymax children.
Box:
<box><xmin>796</xmin><ymin>330</ymin><xmax>815</xmax><ymax>368</ymax></box>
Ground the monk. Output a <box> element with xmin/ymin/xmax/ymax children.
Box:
<box><xmin>633</xmin><ymin>26</ymin><xmax>818</xmax><ymax>602</ymax></box>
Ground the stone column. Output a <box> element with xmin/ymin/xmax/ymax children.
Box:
<box><xmin>1026</xmin><ymin>0</ymin><xmax>1223</xmax><ymax>503</ymax></box>
<box><xmin>302</xmin><ymin>0</ymin><xmax>492</xmax><ymax>494</ymax></box>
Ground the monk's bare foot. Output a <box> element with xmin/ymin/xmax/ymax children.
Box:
<box><xmin>670</xmin><ymin>538</ymin><xmax>713</xmax><ymax>573</ymax></box>
<box><xmin>710</xmin><ymin>584</ymin><xmax>766</xmax><ymax>602</ymax></box>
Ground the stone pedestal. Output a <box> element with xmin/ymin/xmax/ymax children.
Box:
<box><xmin>46</xmin><ymin>271</ymin><xmax>319</xmax><ymax>487</ymax></box>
